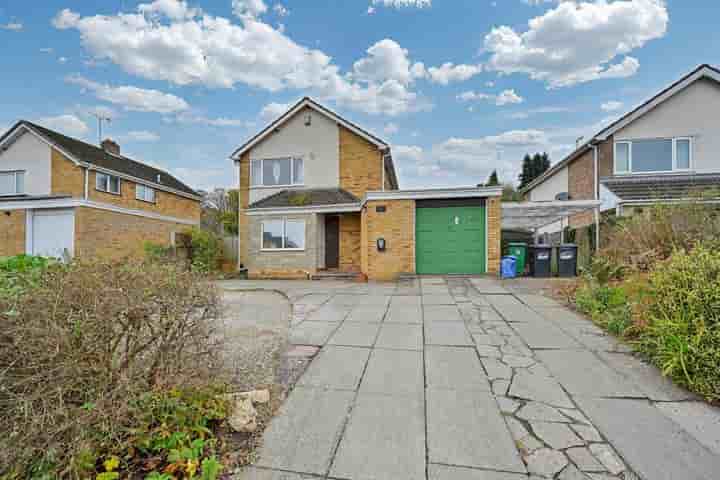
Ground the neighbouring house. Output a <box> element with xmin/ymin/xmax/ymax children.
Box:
<box><xmin>519</xmin><ymin>64</ymin><xmax>720</xmax><ymax>242</ymax></box>
<box><xmin>0</xmin><ymin>121</ymin><xmax>201</xmax><ymax>260</ymax></box>
<box><xmin>231</xmin><ymin>97</ymin><xmax>502</xmax><ymax>280</ymax></box>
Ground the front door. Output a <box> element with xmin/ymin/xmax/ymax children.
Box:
<box><xmin>325</xmin><ymin>216</ymin><xmax>340</xmax><ymax>269</ymax></box>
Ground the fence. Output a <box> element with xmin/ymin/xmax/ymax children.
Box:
<box><xmin>223</xmin><ymin>236</ymin><xmax>239</xmax><ymax>263</ymax></box>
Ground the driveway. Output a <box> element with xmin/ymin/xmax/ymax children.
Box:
<box><xmin>224</xmin><ymin>277</ymin><xmax>720</xmax><ymax>480</ymax></box>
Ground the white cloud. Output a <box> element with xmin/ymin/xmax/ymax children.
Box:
<box><xmin>426</xmin><ymin>63</ymin><xmax>483</xmax><ymax>85</ymax></box>
<box><xmin>601</xmin><ymin>100</ymin><xmax>624</xmax><ymax>112</ymax></box>
<box><xmin>483</xmin><ymin>0</ymin><xmax>668</xmax><ymax>88</ymax></box>
<box><xmin>259</xmin><ymin>102</ymin><xmax>292</xmax><ymax>121</ymax></box>
<box><xmin>507</xmin><ymin>105</ymin><xmax>572</xmax><ymax>119</ymax></box>
<box><xmin>371</xmin><ymin>0</ymin><xmax>431</xmax><ymax>8</ymax></box>
<box><xmin>232</xmin><ymin>0</ymin><xmax>268</xmax><ymax>18</ymax></box>
<box><xmin>52</xmin><ymin>5</ymin><xmax>426</xmax><ymax>116</ymax></box>
<box><xmin>118</xmin><ymin>130</ymin><xmax>160</xmax><ymax>142</ymax></box>
<box><xmin>367</xmin><ymin>6</ymin><xmax>376</xmax><ymax>15</ymax></box>
<box><xmin>138</xmin><ymin>0</ymin><xmax>202</xmax><ymax>19</ymax></box>
<box><xmin>40</xmin><ymin>47</ymin><xmax>54</xmax><ymax>53</ymax></box>
<box><xmin>457</xmin><ymin>89</ymin><xmax>524</xmax><ymax>106</ymax></box>
<box><xmin>485</xmin><ymin>80</ymin><xmax>495</xmax><ymax>87</ymax></box>
<box><xmin>273</xmin><ymin>4</ymin><xmax>289</xmax><ymax>17</ymax></box>
<box><xmin>80</xmin><ymin>104</ymin><xmax>119</xmax><ymax>120</ymax></box>
<box><xmin>168</xmin><ymin>113</ymin><xmax>249</xmax><ymax>127</ymax></box>
<box><xmin>66</xmin><ymin>75</ymin><xmax>189</xmax><ymax>114</ymax></box>
<box><xmin>58</xmin><ymin>57</ymin><xmax>68</xmax><ymax>64</ymax></box>
<box><xmin>36</xmin><ymin>114</ymin><xmax>89</xmax><ymax>137</ymax></box>
<box><xmin>384</xmin><ymin>122</ymin><xmax>399</xmax><ymax>135</ymax></box>
<box><xmin>352</xmin><ymin>39</ymin><xmax>425</xmax><ymax>86</ymax></box>
<box><xmin>1</xmin><ymin>22</ymin><xmax>23</xmax><ymax>31</ymax></box>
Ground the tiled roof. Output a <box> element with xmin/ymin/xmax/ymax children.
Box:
<box><xmin>601</xmin><ymin>173</ymin><xmax>720</xmax><ymax>201</ymax></box>
<box><xmin>249</xmin><ymin>188</ymin><xmax>360</xmax><ymax>209</ymax></box>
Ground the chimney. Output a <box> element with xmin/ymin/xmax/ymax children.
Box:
<box><xmin>101</xmin><ymin>138</ymin><xmax>120</xmax><ymax>155</ymax></box>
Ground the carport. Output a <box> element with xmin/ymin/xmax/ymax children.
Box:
<box><xmin>501</xmin><ymin>200</ymin><xmax>602</xmax><ymax>245</ymax></box>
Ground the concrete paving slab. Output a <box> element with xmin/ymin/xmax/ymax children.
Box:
<box><xmin>484</xmin><ymin>294</ymin><xmax>524</xmax><ymax>308</ymax></box>
<box><xmin>297</xmin><ymin>346</ymin><xmax>370</xmax><ymax>390</ymax></box>
<box><xmin>289</xmin><ymin>321</ymin><xmax>339</xmax><ymax>346</ymax></box>
<box><xmin>375</xmin><ymin>323</ymin><xmax>423</xmax><ymax>350</ymax></box>
<box><xmin>327</xmin><ymin>322</ymin><xmax>381</xmax><ymax>347</ymax></box>
<box><xmin>428</xmin><ymin>464</ymin><xmax>527</xmax><ymax>479</ymax></box>
<box><xmin>422</xmin><ymin>294</ymin><xmax>456</xmax><ymax>305</ymax></box>
<box><xmin>516</xmin><ymin>402</ymin><xmax>571</xmax><ymax>423</ymax></box>
<box><xmin>469</xmin><ymin>278</ymin><xmax>509</xmax><ymax>294</ymax></box>
<box><xmin>538</xmin><ymin>308</ymin><xmax>623</xmax><ymax>352</ymax></box>
<box><xmin>480</xmin><ymin>357</ymin><xmax>512</xmax><ymax>380</ymax></box>
<box><xmin>576</xmin><ymin>397</ymin><xmax>720</xmax><ymax>480</ymax></box>
<box><xmin>360</xmin><ymin>349</ymin><xmax>424</xmax><ymax>396</ymax></box>
<box><xmin>390</xmin><ymin>295</ymin><xmax>422</xmax><ymax>307</ymax></box>
<box><xmin>509</xmin><ymin>370</ymin><xmax>575</xmax><ymax>408</ymax></box>
<box><xmin>306</xmin><ymin>305</ymin><xmax>351</xmax><ymax>322</ymax></box>
<box><xmin>328</xmin><ymin>294</ymin><xmax>364</xmax><ymax>306</ymax></box>
<box><xmin>330</xmin><ymin>393</ymin><xmax>425</xmax><ymax>480</ymax></box>
<box><xmin>516</xmin><ymin>293</ymin><xmax>562</xmax><ymax>307</ymax></box>
<box><xmin>384</xmin><ymin>305</ymin><xmax>423</xmax><ymax>324</ymax></box>
<box><xmin>345</xmin><ymin>305</ymin><xmax>387</xmax><ymax>323</ymax></box>
<box><xmin>598</xmin><ymin>352</ymin><xmax>695</xmax><ymax>401</ymax></box>
<box><xmin>498</xmin><ymin>304</ymin><xmax>551</xmax><ymax>324</ymax></box>
<box><xmin>536</xmin><ymin>350</ymin><xmax>644</xmax><ymax>398</ymax></box>
<box><xmin>255</xmin><ymin>387</ymin><xmax>355</xmax><ymax>475</ymax></box>
<box><xmin>362</xmin><ymin>295</ymin><xmax>391</xmax><ymax>306</ymax></box>
<box><xmin>425</xmin><ymin>346</ymin><xmax>490</xmax><ymax>391</ymax></box>
<box><xmin>238</xmin><ymin>467</ymin><xmax>315</xmax><ymax>479</ymax></box>
<box><xmin>511</xmin><ymin>321</ymin><xmax>581</xmax><ymax>350</ymax></box>
<box><xmin>424</xmin><ymin>305</ymin><xmax>463</xmax><ymax>323</ymax></box>
<box><xmin>656</xmin><ymin>401</ymin><xmax>720</xmax><ymax>455</ymax></box>
<box><xmin>427</xmin><ymin>388</ymin><xmax>526</xmax><ymax>473</ymax></box>
<box><xmin>530</xmin><ymin>421</ymin><xmax>584</xmax><ymax>449</ymax></box>
<box><xmin>425</xmin><ymin>322</ymin><xmax>473</xmax><ymax>346</ymax></box>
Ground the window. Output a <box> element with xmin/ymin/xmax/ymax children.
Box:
<box><xmin>250</xmin><ymin>158</ymin><xmax>304</xmax><ymax>187</ymax></box>
<box><xmin>136</xmin><ymin>184</ymin><xmax>156</xmax><ymax>203</ymax></box>
<box><xmin>96</xmin><ymin>172</ymin><xmax>121</xmax><ymax>194</ymax></box>
<box><xmin>0</xmin><ymin>171</ymin><xmax>24</xmax><ymax>195</ymax></box>
<box><xmin>261</xmin><ymin>218</ymin><xmax>305</xmax><ymax>250</ymax></box>
<box><xmin>614</xmin><ymin>137</ymin><xmax>693</xmax><ymax>174</ymax></box>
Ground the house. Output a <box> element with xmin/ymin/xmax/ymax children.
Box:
<box><xmin>519</xmin><ymin>64</ymin><xmax>720</xmax><ymax>241</ymax></box>
<box><xmin>0</xmin><ymin>121</ymin><xmax>201</xmax><ymax>260</ymax></box>
<box><xmin>231</xmin><ymin>97</ymin><xmax>502</xmax><ymax>280</ymax></box>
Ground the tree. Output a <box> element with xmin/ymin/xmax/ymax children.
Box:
<box><xmin>518</xmin><ymin>152</ymin><xmax>551</xmax><ymax>188</ymax></box>
<box><xmin>502</xmin><ymin>183</ymin><xmax>523</xmax><ymax>202</ymax></box>
<box><xmin>486</xmin><ymin>170</ymin><xmax>500</xmax><ymax>187</ymax></box>
<box><xmin>200</xmin><ymin>188</ymin><xmax>239</xmax><ymax>235</ymax></box>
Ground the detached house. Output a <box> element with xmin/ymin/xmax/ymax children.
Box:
<box><xmin>231</xmin><ymin>97</ymin><xmax>502</xmax><ymax>280</ymax></box>
<box><xmin>520</xmin><ymin>64</ymin><xmax>720</xmax><ymax>239</ymax></box>
<box><xmin>0</xmin><ymin>121</ymin><xmax>200</xmax><ymax>259</ymax></box>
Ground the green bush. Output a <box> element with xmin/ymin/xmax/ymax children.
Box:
<box><xmin>187</xmin><ymin>228</ymin><xmax>223</xmax><ymax>273</ymax></box>
<box><xmin>636</xmin><ymin>247</ymin><xmax>720</xmax><ymax>401</ymax></box>
<box><xmin>0</xmin><ymin>254</ymin><xmax>52</xmax><ymax>300</ymax></box>
<box><xmin>575</xmin><ymin>281</ymin><xmax>633</xmax><ymax>336</ymax></box>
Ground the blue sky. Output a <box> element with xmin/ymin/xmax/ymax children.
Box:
<box><xmin>1</xmin><ymin>0</ymin><xmax>717</xmax><ymax>190</ymax></box>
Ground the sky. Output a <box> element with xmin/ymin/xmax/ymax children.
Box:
<box><xmin>1</xmin><ymin>0</ymin><xmax>718</xmax><ymax>191</ymax></box>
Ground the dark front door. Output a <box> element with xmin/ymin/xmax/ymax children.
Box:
<box><xmin>325</xmin><ymin>216</ymin><xmax>340</xmax><ymax>269</ymax></box>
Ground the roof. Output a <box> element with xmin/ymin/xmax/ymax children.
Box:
<box><xmin>0</xmin><ymin>121</ymin><xmax>199</xmax><ymax>198</ymax></box>
<box><xmin>502</xmin><ymin>200</ymin><xmax>601</xmax><ymax>230</ymax></box>
<box><xmin>248</xmin><ymin>187</ymin><xmax>360</xmax><ymax>209</ymax></box>
<box><xmin>520</xmin><ymin>64</ymin><xmax>720</xmax><ymax>195</ymax></box>
<box><xmin>601</xmin><ymin>173</ymin><xmax>720</xmax><ymax>201</ymax></box>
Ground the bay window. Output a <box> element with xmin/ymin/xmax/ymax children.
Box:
<box><xmin>96</xmin><ymin>172</ymin><xmax>121</xmax><ymax>194</ymax></box>
<box><xmin>261</xmin><ymin>218</ymin><xmax>305</xmax><ymax>250</ymax></box>
<box><xmin>614</xmin><ymin>137</ymin><xmax>693</xmax><ymax>174</ymax></box>
<box><xmin>250</xmin><ymin>157</ymin><xmax>304</xmax><ymax>187</ymax></box>
<box><xmin>0</xmin><ymin>170</ymin><xmax>24</xmax><ymax>196</ymax></box>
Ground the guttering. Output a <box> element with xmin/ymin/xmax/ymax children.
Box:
<box><xmin>364</xmin><ymin>186</ymin><xmax>503</xmax><ymax>205</ymax></box>
<box><xmin>618</xmin><ymin>197</ymin><xmax>720</xmax><ymax>206</ymax></box>
<box><xmin>245</xmin><ymin>202</ymin><xmax>362</xmax><ymax>216</ymax></box>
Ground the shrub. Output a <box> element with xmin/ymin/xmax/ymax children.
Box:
<box><xmin>0</xmin><ymin>260</ymin><xmax>226</xmax><ymax>478</ymax></box>
<box><xmin>144</xmin><ymin>241</ymin><xmax>174</xmax><ymax>263</ymax></box>
<box><xmin>0</xmin><ymin>254</ymin><xmax>52</xmax><ymax>299</ymax></box>
<box><xmin>575</xmin><ymin>281</ymin><xmax>633</xmax><ymax>336</ymax></box>
<box><xmin>187</xmin><ymin>228</ymin><xmax>223</xmax><ymax>273</ymax></box>
<box><xmin>636</xmin><ymin>247</ymin><xmax>720</xmax><ymax>401</ymax></box>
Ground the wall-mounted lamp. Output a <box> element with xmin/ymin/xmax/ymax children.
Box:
<box><xmin>376</xmin><ymin>237</ymin><xmax>386</xmax><ymax>252</ymax></box>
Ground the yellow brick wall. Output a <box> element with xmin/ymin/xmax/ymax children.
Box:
<box><xmin>238</xmin><ymin>152</ymin><xmax>250</xmax><ymax>268</ymax></box>
<box><xmin>339</xmin><ymin>213</ymin><xmax>361</xmax><ymax>272</ymax></box>
<box><xmin>0</xmin><ymin>210</ymin><xmax>26</xmax><ymax>257</ymax></box>
<box><xmin>74</xmin><ymin>206</ymin><xmax>189</xmax><ymax>261</ymax></box>
<box><xmin>339</xmin><ymin>127</ymin><xmax>383</xmax><ymax>198</ymax></box>
<box><xmin>486</xmin><ymin>197</ymin><xmax>501</xmax><ymax>275</ymax></box>
<box><xmin>51</xmin><ymin>148</ymin><xmax>85</xmax><ymax>197</ymax></box>
<box><xmin>362</xmin><ymin>199</ymin><xmax>415</xmax><ymax>281</ymax></box>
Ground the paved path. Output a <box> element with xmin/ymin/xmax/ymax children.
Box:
<box><xmin>227</xmin><ymin>277</ymin><xmax>720</xmax><ymax>480</ymax></box>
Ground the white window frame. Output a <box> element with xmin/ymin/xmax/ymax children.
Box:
<box><xmin>614</xmin><ymin>137</ymin><xmax>694</xmax><ymax>175</ymax></box>
<box><xmin>0</xmin><ymin>170</ymin><xmax>25</xmax><ymax>196</ymax></box>
<box><xmin>260</xmin><ymin>218</ymin><xmax>306</xmax><ymax>251</ymax></box>
<box><xmin>135</xmin><ymin>184</ymin><xmax>156</xmax><ymax>203</ymax></box>
<box><xmin>96</xmin><ymin>172</ymin><xmax>121</xmax><ymax>195</ymax></box>
<box><xmin>250</xmin><ymin>157</ymin><xmax>304</xmax><ymax>188</ymax></box>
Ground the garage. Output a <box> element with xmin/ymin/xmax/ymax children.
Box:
<box><xmin>29</xmin><ymin>209</ymin><xmax>75</xmax><ymax>258</ymax></box>
<box><xmin>415</xmin><ymin>199</ymin><xmax>486</xmax><ymax>275</ymax></box>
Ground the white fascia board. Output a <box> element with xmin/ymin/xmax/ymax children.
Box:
<box><xmin>0</xmin><ymin>198</ymin><xmax>199</xmax><ymax>225</ymax></box>
<box><xmin>364</xmin><ymin>186</ymin><xmax>503</xmax><ymax>204</ymax></box>
<box><xmin>245</xmin><ymin>202</ymin><xmax>362</xmax><ymax>216</ymax></box>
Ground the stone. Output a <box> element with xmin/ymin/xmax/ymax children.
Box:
<box><xmin>428</xmin><ymin>464</ymin><xmax>526</xmax><ymax>479</ymax></box>
<box><xmin>531</xmin><ymin>421</ymin><xmax>585</xmax><ymax>449</ymax></box>
<box><xmin>327</xmin><ymin>322</ymin><xmax>381</xmax><ymax>347</ymax></box>
<box><xmin>517</xmin><ymin>402</ymin><xmax>570</xmax><ymax>423</ymax></box>
<box><xmin>425</xmin><ymin>322</ymin><xmax>473</xmax><ymax>346</ymax></box>
<box><xmin>473</xmin><ymin>333</ymin><xmax>506</xmax><ymax>346</ymax></box>
<box><xmin>375</xmin><ymin>323</ymin><xmax>423</xmax><ymax>350</ymax></box>
<box><xmin>656</xmin><ymin>401</ymin><xmax>720</xmax><ymax>455</ymax></box>
<box><xmin>297</xmin><ymin>346</ymin><xmax>370</xmax><ymax>390</ymax></box>
<box><xmin>492</xmin><ymin>379</ymin><xmax>510</xmax><ymax>396</ymax></box>
<box><xmin>558</xmin><ymin>464</ymin><xmax>593</xmax><ymax>480</ymax></box>
<box><xmin>512</xmin><ymin>321</ymin><xmax>581</xmax><ymax>349</ymax></box>
<box><xmin>502</xmin><ymin>354</ymin><xmax>536</xmax><ymax>368</ymax></box>
<box><xmin>239</xmin><ymin>389</ymin><xmax>270</xmax><ymax>404</ymax></box>
<box><xmin>424</xmin><ymin>305</ymin><xmax>463</xmax><ymax>322</ymax></box>
<box><xmin>228</xmin><ymin>396</ymin><xmax>257</xmax><ymax>432</ymax></box>
<box><xmin>589</xmin><ymin>444</ymin><xmax>625</xmax><ymax>475</ymax></box>
<box><xmin>497</xmin><ymin>396</ymin><xmax>520</xmax><ymax>414</ymax></box>
<box><xmin>599</xmin><ymin>352</ymin><xmax>695</xmax><ymax>401</ymax></box>
<box><xmin>525</xmin><ymin>448</ymin><xmax>568</xmax><ymax>478</ymax></box>
<box><xmin>571</xmin><ymin>424</ymin><xmax>603</xmax><ymax>443</ymax></box>
<box><xmin>290</xmin><ymin>321</ymin><xmax>339</xmax><ymax>346</ymax></box>
<box><xmin>558</xmin><ymin>408</ymin><xmax>591</xmax><ymax>425</ymax></box>
<box><xmin>240</xmin><ymin>467</ymin><xmax>315</xmax><ymax>479</ymax></box>
<box><xmin>506</xmin><ymin>417</ymin><xmax>543</xmax><ymax>454</ymax></box>
<box><xmin>425</xmin><ymin>346</ymin><xmax>490</xmax><ymax>392</ymax></box>
<box><xmin>476</xmin><ymin>344</ymin><xmax>502</xmax><ymax>358</ymax></box>
<box><xmin>360</xmin><ymin>349</ymin><xmax>423</xmax><ymax>397</ymax></box>
<box><xmin>482</xmin><ymin>358</ymin><xmax>512</xmax><ymax>380</ymax></box>
<box><xmin>567</xmin><ymin>447</ymin><xmax>606</xmax><ymax>472</ymax></box>
<box><xmin>509</xmin><ymin>370</ymin><xmax>575</xmax><ymax>409</ymax></box>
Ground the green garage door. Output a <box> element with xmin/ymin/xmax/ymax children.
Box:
<box><xmin>416</xmin><ymin>204</ymin><xmax>486</xmax><ymax>274</ymax></box>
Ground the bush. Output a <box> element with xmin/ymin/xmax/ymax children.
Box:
<box><xmin>636</xmin><ymin>247</ymin><xmax>720</xmax><ymax>401</ymax></box>
<box><xmin>187</xmin><ymin>228</ymin><xmax>223</xmax><ymax>273</ymax></box>
<box><xmin>0</xmin><ymin>260</ymin><xmax>227</xmax><ymax>478</ymax></box>
<box><xmin>0</xmin><ymin>254</ymin><xmax>52</xmax><ymax>299</ymax></box>
<box><xmin>575</xmin><ymin>281</ymin><xmax>633</xmax><ymax>336</ymax></box>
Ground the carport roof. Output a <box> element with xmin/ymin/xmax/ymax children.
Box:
<box><xmin>501</xmin><ymin>200</ymin><xmax>601</xmax><ymax>230</ymax></box>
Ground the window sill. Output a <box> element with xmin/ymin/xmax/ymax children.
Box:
<box><xmin>250</xmin><ymin>184</ymin><xmax>305</xmax><ymax>189</ymax></box>
<box><xmin>136</xmin><ymin>198</ymin><xmax>157</xmax><ymax>204</ymax></box>
<box><xmin>260</xmin><ymin>248</ymin><xmax>306</xmax><ymax>252</ymax></box>
<box><xmin>95</xmin><ymin>188</ymin><xmax>122</xmax><ymax>196</ymax></box>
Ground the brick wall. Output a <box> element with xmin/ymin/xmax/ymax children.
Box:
<box><xmin>339</xmin><ymin>127</ymin><xmax>383</xmax><ymax>198</ymax></box>
<box><xmin>246</xmin><ymin>213</ymin><xmax>318</xmax><ymax>279</ymax></box>
<box><xmin>568</xmin><ymin>148</ymin><xmax>595</xmax><ymax>228</ymax></box>
<box><xmin>74</xmin><ymin>206</ymin><xmax>188</xmax><ymax>260</ymax></box>
<box><xmin>238</xmin><ymin>152</ymin><xmax>250</xmax><ymax>268</ymax></box>
<box><xmin>598</xmin><ymin>136</ymin><xmax>614</xmax><ymax>178</ymax></box>
<box><xmin>486</xmin><ymin>197</ymin><xmax>501</xmax><ymax>275</ymax></box>
<box><xmin>51</xmin><ymin>148</ymin><xmax>85</xmax><ymax>197</ymax></box>
<box><xmin>362</xmin><ymin>199</ymin><xmax>415</xmax><ymax>281</ymax></box>
<box><xmin>0</xmin><ymin>210</ymin><xmax>26</xmax><ymax>257</ymax></box>
<box><xmin>339</xmin><ymin>213</ymin><xmax>361</xmax><ymax>272</ymax></box>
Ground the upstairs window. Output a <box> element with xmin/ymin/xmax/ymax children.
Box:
<box><xmin>250</xmin><ymin>157</ymin><xmax>304</xmax><ymax>187</ymax></box>
<box><xmin>136</xmin><ymin>184</ymin><xmax>156</xmax><ymax>203</ymax></box>
<box><xmin>615</xmin><ymin>138</ymin><xmax>693</xmax><ymax>174</ymax></box>
<box><xmin>96</xmin><ymin>172</ymin><xmax>121</xmax><ymax>194</ymax></box>
<box><xmin>0</xmin><ymin>171</ymin><xmax>24</xmax><ymax>196</ymax></box>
